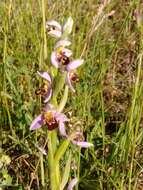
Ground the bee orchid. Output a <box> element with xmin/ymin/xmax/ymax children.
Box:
<box><xmin>30</xmin><ymin>104</ymin><xmax>93</xmax><ymax>148</ymax></box>
<box><xmin>66</xmin><ymin>59</ymin><xmax>84</xmax><ymax>92</ymax></box>
<box><xmin>36</xmin><ymin>71</ymin><xmax>52</xmax><ymax>103</ymax></box>
<box><xmin>59</xmin><ymin>119</ymin><xmax>93</xmax><ymax>148</ymax></box>
<box><xmin>51</xmin><ymin>40</ymin><xmax>72</xmax><ymax>69</ymax></box>
<box><xmin>51</xmin><ymin>39</ymin><xmax>84</xmax><ymax>92</ymax></box>
<box><xmin>46</xmin><ymin>17</ymin><xmax>73</xmax><ymax>38</ymax></box>
<box><xmin>30</xmin><ymin>104</ymin><xmax>68</xmax><ymax>131</ymax></box>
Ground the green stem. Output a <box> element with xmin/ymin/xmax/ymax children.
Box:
<box><xmin>51</xmin><ymin>130</ymin><xmax>57</xmax><ymax>155</ymax></box>
<box><xmin>51</xmin><ymin>74</ymin><xmax>69</xmax><ymax>189</ymax></box>
<box><xmin>76</xmin><ymin>149</ymin><xmax>81</xmax><ymax>190</ymax></box>
<box><xmin>53</xmin><ymin>72</ymin><xmax>66</xmax><ymax>99</ymax></box>
<box><xmin>42</xmin><ymin>0</ymin><xmax>47</xmax><ymax>60</ymax></box>
<box><xmin>40</xmin><ymin>154</ymin><xmax>45</xmax><ymax>187</ymax></box>
<box><xmin>48</xmin><ymin>132</ymin><xmax>58</xmax><ymax>190</ymax></box>
<box><xmin>128</xmin><ymin>54</ymin><xmax>142</xmax><ymax>190</ymax></box>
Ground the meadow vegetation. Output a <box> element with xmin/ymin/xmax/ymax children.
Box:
<box><xmin>1</xmin><ymin>0</ymin><xmax>143</xmax><ymax>189</ymax></box>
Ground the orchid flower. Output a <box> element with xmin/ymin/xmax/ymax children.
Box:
<box><xmin>59</xmin><ymin>120</ymin><xmax>93</xmax><ymax>148</ymax></box>
<box><xmin>46</xmin><ymin>17</ymin><xmax>73</xmax><ymax>38</ymax></box>
<box><xmin>30</xmin><ymin>104</ymin><xmax>93</xmax><ymax>148</ymax></box>
<box><xmin>35</xmin><ymin>71</ymin><xmax>52</xmax><ymax>103</ymax></box>
<box><xmin>66</xmin><ymin>59</ymin><xmax>84</xmax><ymax>92</ymax></box>
<box><xmin>51</xmin><ymin>39</ymin><xmax>72</xmax><ymax>69</ymax></box>
<box><xmin>30</xmin><ymin>104</ymin><xmax>68</xmax><ymax>131</ymax></box>
<box><xmin>51</xmin><ymin>39</ymin><xmax>84</xmax><ymax>92</ymax></box>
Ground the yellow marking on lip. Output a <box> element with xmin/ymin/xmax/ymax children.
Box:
<box><xmin>44</xmin><ymin>111</ymin><xmax>53</xmax><ymax>122</ymax></box>
<box><xmin>57</xmin><ymin>46</ymin><xmax>64</xmax><ymax>53</ymax></box>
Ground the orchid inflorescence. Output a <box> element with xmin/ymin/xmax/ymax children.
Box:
<box><xmin>30</xmin><ymin>17</ymin><xmax>93</xmax><ymax>190</ymax></box>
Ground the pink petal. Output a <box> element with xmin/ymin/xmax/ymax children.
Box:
<box><xmin>48</xmin><ymin>30</ymin><xmax>62</xmax><ymax>38</ymax></box>
<box><xmin>66</xmin><ymin>59</ymin><xmax>84</xmax><ymax>71</ymax></box>
<box><xmin>51</xmin><ymin>51</ymin><xmax>59</xmax><ymax>68</ymax></box>
<box><xmin>67</xmin><ymin>178</ymin><xmax>78</xmax><ymax>190</ymax></box>
<box><xmin>54</xmin><ymin>40</ymin><xmax>71</xmax><ymax>49</ymax></box>
<box><xmin>55</xmin><ymin>113</ymin><xmax>69</xmax><ymax>122</ymax></box>
<box><xmin>37</xmin><ymin>71</ymin><xmax>51</xmax><ymax>83</ymax></box>
<box><xmin>75</xmin><ymin>131</ymin><xmax>83</xmax><ymax>136</ymax></box>
<box><xmin>46</xmin><ymin>20</ymin><xmax>61</xmax><ymax>30</ymax></box>
<box><xmin>30</xmin><ymin>114</ymin><xmax>43</xmax><ymax>130</ymax></box>
<box><xmin>62</xmin><ymin>48</ymin><xmax>72</xmax><ymax>57</ymax></box>
<box><xmin>59</xmin><ymin>122</ymin><xmax>68</xmax><ymax>137</ymax></box>
<box><xmin>66</xmin><ymin>72</ymin><xmax>75</xmax><ymax>92</ymax></box>
<box><xmin>72</xmin><ymin>141</ymin><xmax>94</xmax><ymax>148</ymax></box>
<box><xmin>44</xmin><ymin>89</ymin><xmax>52</xmax><ymax>103</ymax></box>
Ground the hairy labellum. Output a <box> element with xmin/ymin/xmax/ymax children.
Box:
<box><xmin>69</xmin><ymin>71</ymin><xmax>79</xmax><ymax>82</ymax></box>
<box><xmin>61</xmin><ymin>56</ymin><xmax>70</xmax><ymax>65</ymax></box>
<box><xmin>73</xmin><ymin>132</ymin><xmax>85</xmax><ymax>142</ymax></box>
<box><xmin>57</xmin><ymin>51</ymin><xmax>70</xmax><ymax>66</ymax></box>
<box><xmin>35</xmin><ymin>82</ymin><xmax>50</xmax><ymax>96</ymax></box>
<box><xmin>44</xmin><ymin>111</ymin><xmax>58</xmax><ymax>130</ymax></box>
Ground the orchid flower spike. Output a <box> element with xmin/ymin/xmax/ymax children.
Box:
<box><xmin>46</xmin><ymin>17</ymin><xmax>73</xmax><ymax>38</ymax></box>
<box><xmin>30</xmin><ymin>104</ymin><xmax>68</xmax><ymax>132</ymax></box>
<box><xmin>35</xmin><ymin>71</ymin><xmax>52</xmax><ymax>103</ymax></box>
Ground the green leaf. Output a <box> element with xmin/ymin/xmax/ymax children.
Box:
<box><xmin>54</xmin><ymin>139</ymin><xmax>70</xmax><ymax>165</ymax></box>
<box><xmin>62</xmin><ymin>17</ymin><xmax>73</xmax><ymax>37</ymax></box>
<box><xmin>58</xmin><ymin>85</ymin><xmax>69</xmax><ymax>112</ymax></box>
<box><xmin>60</xmin><ymin>152</ymin><xmax>72</xmax><ymax>190</ymax></box>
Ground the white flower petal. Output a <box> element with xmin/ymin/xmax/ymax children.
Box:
<box><xmin>46</xmin><ymin>20</ymin><xmax>61</xmax><ymax>30</ymax></box>
<box><xmin>72</xmin><ymin>141</ymin><xmax>94</xmax><ymax>148</ymax></box>
<box><xmin>54</xmin><ymin>40</ymin><xmax>71</xmax><ymax>49</ymax></box>
<box><xmin>48</xmin><ymin>30</ymin><xmax>62</xmax><ymax>38</ymax></box>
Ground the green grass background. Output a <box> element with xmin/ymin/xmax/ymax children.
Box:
<box><xmin>1</xmin><ymin>0</ymin><xmax>143</xmax><ymax>189</ymax></box>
